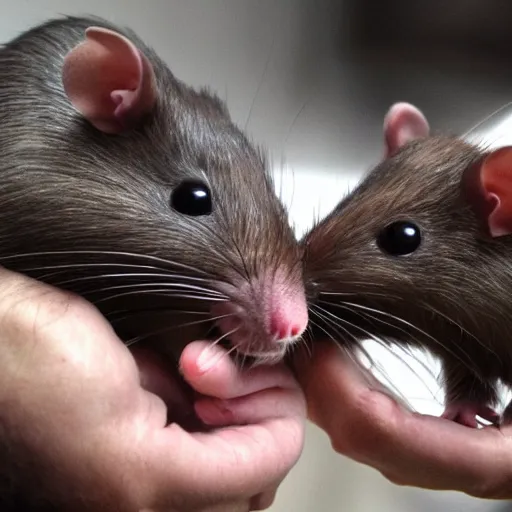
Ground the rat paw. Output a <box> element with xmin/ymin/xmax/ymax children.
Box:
<box><xmin>441</xmin><ymin>402</ymin><xmax>499</xmax><ymax>428</ymax></box>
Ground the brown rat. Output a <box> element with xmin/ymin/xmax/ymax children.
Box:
<box><xmin>0</xmin><ymin>15</ymin><xmax>308</xmax><ymax>363</ymax></box>
<box><xmin>302</xmin><ymin>101</ymin><xmax>512</xmax><ymax>428</ymax></box>
<box><xmin>0</xmin><ymin>15</ymin><xmax>309</xmax><ymax>512</ymax></box>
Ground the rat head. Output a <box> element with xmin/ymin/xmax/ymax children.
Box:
<box><xmin>302</xmin><ymin>102</ymin><xmax>512</xmax><ymax>361</ymax></box>
<box><xmin>0</xmin><ymin>20</ymin><xmax>307</xmax><ymax>363</ymax></box>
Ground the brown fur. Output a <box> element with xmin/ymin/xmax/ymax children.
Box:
<box><xmin>303</xmin><ymin>135</ymin><xmax>512</xmax><ymax>419</ymax></box>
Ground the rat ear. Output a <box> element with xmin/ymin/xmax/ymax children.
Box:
<box><xmin>462</xmin><ymin>146</ymin><xmax>512</xmax><ymax>237</ymax></box>
<box><xmin>62</xmin><ymin>27</ymin><xmax>157</xmax><ymax>134</ymax></box>
<box><xmin>383</xmin><ymin>102</ymin><xmax>430</xmax><ymax>158</ymax></box>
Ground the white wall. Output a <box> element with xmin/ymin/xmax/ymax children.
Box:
<box><xmin>3</xmin><ymin>1</ymin><xmax>511</xmax><ymax>511</ymax></box>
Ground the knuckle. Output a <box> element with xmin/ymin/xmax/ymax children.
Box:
<box><xmin>330</xmin><ymin>423</ymin><xmax>383</xmax><ymax>462</ymax></box>
<box><xmin>0</xmin><ymin>278</ymin><xmax>88</xmax><ymax>337</ymax></box>
<box><xmin>331</xmin><ymin>434</ymin><xmax>358</xmax><ymax>458</ymax></box>
<box><xmin>381</xmin><ymin>470</ymin><xmax>408</xmax><ymax>487</ymax></box>
<box><xmin>28</xmin><ymin>289</ymin><xmax>81</xmax><ymax>333</ymax></box>
<box><xmin>250</xmin><ymin>489</ymin><xmax>277</xmax><ymax>510</ymax></box>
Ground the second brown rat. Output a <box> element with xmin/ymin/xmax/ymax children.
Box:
<box><xmin>302</xmin><ymin>102</ymin><xmax>512</xmax><ymax>427</ymax></box>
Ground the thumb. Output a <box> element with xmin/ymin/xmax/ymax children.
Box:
<box><xmin>142</xmin><ymin>344</ymin><xmax>304</xmax><ymax>509</ymax></box>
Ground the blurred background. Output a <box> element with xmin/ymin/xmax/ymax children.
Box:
<box><xmin>4</xmin><ymin>1</ymin><xmax>512</xmax><ymax>510</ymax></box>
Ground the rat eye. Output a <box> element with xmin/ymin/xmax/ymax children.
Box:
<box><xmin>377</xmin><ymin>221</ymin><xmax>421</xmax><ymax>256</ymax></box>
<box><xmin>170</xmin><ymin>180</ymin><xmax>212</xmax><ymax>216</ymax></box>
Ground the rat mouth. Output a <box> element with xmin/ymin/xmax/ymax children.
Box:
<box><xmin>206</xmin><ymin>324</ymin><xmax>250</xmax><ymax>365</ymax></box>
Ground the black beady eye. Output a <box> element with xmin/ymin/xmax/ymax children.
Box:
<box><xmin>377</xmin><ymin>221</ymin><xmax>421</xmax><ymax>256</ymax></box>
<box><xmin>170</xmin><ymin>180</ymin><xmax>212</xmax><ymax>216</ymax></box>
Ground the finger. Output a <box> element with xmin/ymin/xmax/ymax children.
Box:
<box><xmin>180</xmin><ymin>341</ymin><xmax>298</xmax><ymax>399</ymax></box>
<box><xmin>294</xmin><ymin>342</ymin><xmax>512</xmax><ymax>498</ymax></box>
<box><xmin>195</xmin><ymin>386</ymin><xmax>306</xmax><ymax>427</ymax></box>
<box><xmin>146</xmin><ymin>415</ymin><xmax>304</xmax><ymax>507</ymax></box>
<box><xmin>377</xmin><ymin>415</ymin><xmax>512</xmax><ymax>499</ymax></box>
<box><xmin>293</xmin><ymin>341</ymin><xmax>389</xmax><ymax>427</ymax></box>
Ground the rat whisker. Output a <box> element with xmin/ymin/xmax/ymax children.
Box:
<box><xmin>420</xmin><ymin>301</ymin><xmax>499</xmax><ymax>360</ymax></box>
<box><xmin>209</xmin><ymin>341</ymin><xmax>242</xmax><ymax>370</ymax></box>
<box><xmin>243</xmin><ymin>18</ymin><xmax>276</xmax><ymax>132</ymax></box>
<box><xmin>93</xmin><ymin>289</ymin><xmax>227</xmax><ymax>305</ymax></box>
<box><xmin>296</xmin><ymin>333</ymin><xmax>312</xmax><ymax>358</ymax></box>
<box><xmin>319</xmin><ymin>289</ymin><xmax>400</xmax><ymax>300</ymax></box>
<box><xmin>342</xmin><ymin>301</ymin><xmax>484</xmax><ymax>380</ymax></box>
<box><xmin>311</xmin><ymin>304</ymin><xmax>359</xmax><ymax>345</ymax></box>
<box><xmin>282</xmin><ymin>95</ymin><xmax>310</xmax><ymax>154</ymax></box>
<box><xmin>80</xmin><ymin>282</ymin><xmax>225</xmax><ymax>299</ymax></box>
<box><xmin>312</xmin><ymin>305</ymin><xmax>419</xmax><ymax>410</ymax></box>
<box><xmin>304</xmin><ymin>321</ymin><xmax>314</xmax><ymax>341</ymax></box>
<box><xmin>124</xmin><ymin>313</ymin><xmax>235</xmax><ymax>347</ymax></box>
<box><xmin>310</xmin><ymin>305</ymin><xmax>380</xmax><ymax>372</ymax></box>
<box><xmin>308</xmin><ymin>314</ymin><xmax>376</xmax><ymax>386</ymax></box>
<box><xmin>19</xmin><ymin>262</ymin><xmax>166</xmax><ymax>275</ymax></box>
<box><xmin>310</xmin><ymin>306</ymin><xmax>379</xmax><ymax>375</ymax></box>
<box><xmin>342</xmin><ymin>327</ymin><xmax>438</xmax><ymax>405</ymax></box>
<box><xmin>314</xmin><ymin>305</ymin><xmax>397</xmax><ymax>375</ymax></box>
<box><xmin>275</xmin><ymin>163</ymin><xmax>297</xmax><ymax>216</ymax></box>
<box><xmin>0</xmin><ymin>250</ymin><xmax>212</xmax><ymax>277</ymax></box>
<box><xmin>30</xmin><ymin>268</ymin><xmax>216</xmax><ymax>286</ymax></box>
<box><xmin>108</xmin><ymin>307</ymin><xmax>210</xmax><ymax>325</ymax></box>
<box><xmin>317</xmin><ymin>298</ymin><xmax>467</xmax><ymax>379</ymax></box>
<box><xmin>223</xmin><ymin>342</ymin><xmax>242</xmax><ymax>363</ymax></box>
<box><xmin>208</xmin><ymin>325</ymin><xmax>241</xmax><ymax>352</ymax></box>
<box><xmin>462</xmin><ymin>101</ymin><xmax>512</xmax><ymax>139</ymax></box>
<box><xmin>319</xmin><ymin>299</ymin><xmax>439</xmax><ymax>380</ymax></box>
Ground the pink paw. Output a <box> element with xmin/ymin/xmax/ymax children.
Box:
<box><xmin>441</xmin><ymin>402</ymin><xmax>499</xmax><ymax>428</ymax></box>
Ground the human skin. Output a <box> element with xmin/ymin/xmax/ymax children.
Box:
<box><xmin>294</xmin><ymin>341</ymin><xmax>512</xmax><ymax>501</ymax></box>
<box><xmin>0</xmin><ymin>266</ymin><xmax>306</xmax><ymax>511</ymax></box>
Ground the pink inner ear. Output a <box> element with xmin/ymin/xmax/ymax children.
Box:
<box><xmin>481</xmin><ymin>147</ymin><xmax>512</xmax><ymax>237</ymax></box>
<box><xmin>462</xmin><ymin>147</ymin><xmax>512</xmax><ymax>238</ymax></box>
<box><xmin>62</xmin><ymin>26</ymin><xmax>157</xmax><ymax>134</ymax></box>
<box><xmin>383</xmin><ymin>102</ymin><xmax>430</xmax><ymax>158</ymax></box>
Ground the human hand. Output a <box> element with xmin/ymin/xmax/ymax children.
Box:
<box><xmin>0</xmin><ymin>266</ymin><xmax>306</xmax><ymax>511</ymax></box>
<box><xmin>293</xmin><ymin>341</ymin><xmax>512</xmax><ymax>500</ymax></box>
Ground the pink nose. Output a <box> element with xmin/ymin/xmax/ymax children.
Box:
<box><xmin>270</xmin><ymin>310</ymin><xmax>305</xmax><ymax>341</ymax></box>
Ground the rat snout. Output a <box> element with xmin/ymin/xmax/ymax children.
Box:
<box><xmin>211</xmin><ymin>268</ymin><xmax>308</xmax><ymax>363</ymax></box>
<box><xmin>269</xmin><ymin>293</ymin><xmax>307</xmax><ymax>341</ymax></box>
